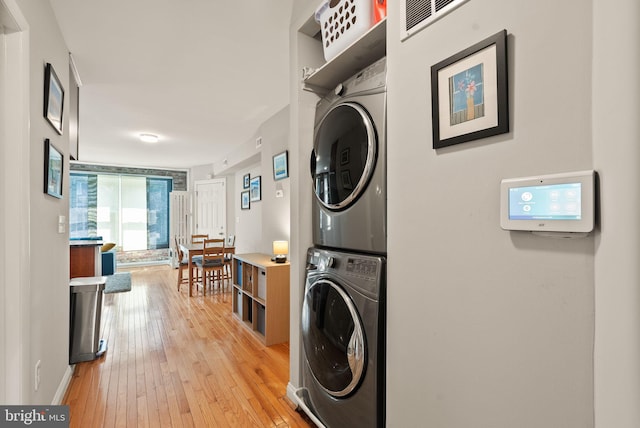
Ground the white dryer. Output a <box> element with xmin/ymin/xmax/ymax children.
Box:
<box><xmin>311</xmin><ymin>57</ymin><xmax>387</xmax><ymax>255</ymax></box>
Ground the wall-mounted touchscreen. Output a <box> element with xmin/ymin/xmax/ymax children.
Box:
<box><xmin>500</xmin><ymin>170</ymin><xmax>595</xmax><ymax>233</ymax></box>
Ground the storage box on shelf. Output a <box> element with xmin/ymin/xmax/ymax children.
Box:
<box><xmin>315</xmin><ymin>0</ymin><xmax>376</xmax><ymax>62</ymax></box>
<box><xmin>231</xmin><ymin>253</ymin><xmax>290</xmax><ymax>346</ymax></box>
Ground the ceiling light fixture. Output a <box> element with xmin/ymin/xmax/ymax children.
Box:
<box><xmin>139</xmin><ymin>133</ymin><xmax>159</xmax><ymax>143</ymax></box>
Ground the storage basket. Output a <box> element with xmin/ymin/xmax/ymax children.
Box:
<box><xmin>315</xmin><ymin>0</ymin><xmax>375</xmax><ymax>61</ymax></box>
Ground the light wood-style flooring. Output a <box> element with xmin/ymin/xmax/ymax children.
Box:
<box><xmin>63</xmin><ymin>265</ymin><xmax>312</xmax><ymax>428</ymax></box>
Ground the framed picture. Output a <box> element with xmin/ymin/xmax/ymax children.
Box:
<box><xmin>431</xmin><ymin>29</ymin><xmax>509</xmax><ymax>149</ymax></box>
<box><xmin>241</xmin><ymin>191</ymin><xmax>250</xmax><ymax>210</ymax></box>
<box><xmin>250</xmin><ymin>175</ymin><xmax>261</xmax><ymax>202</ymax></box>
<box><xmin>272</xmin><ymin>150</ymin><xmax>289</xmax><ymax>181</ymax></box>
<box><xmin>44</xmin><ymin>139</ymin><xmax>63</xmax><ymax>199</ymax></box>
<box><xmin>44</xmin><ymin>63</ymin><xmax>65</xmax><ymax>135</ymax></box>
<box><xmin>243</xmin><ymin>173</ymin><xmax>250</xmax><ymax>189</ymax></box>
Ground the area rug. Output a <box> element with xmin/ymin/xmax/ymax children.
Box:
<box><xmin>105</xmin><ymin>272</ymin><xmax>132</xmax><ymax>294</ymax></box>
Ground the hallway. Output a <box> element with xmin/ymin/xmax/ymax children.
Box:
<box><xmin>63</xmin><ymin>265</ymin><xmax>311</xmax><ymax>427</ymax></box>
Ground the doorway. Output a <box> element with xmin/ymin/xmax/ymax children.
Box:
<box><xmin>0</xmin><ymin>0</ymin><xmax>29</xmax><ymax>404</ymax></box>
<box><xmin>194</xmin><ymin>178</ymin><xmax>227</xmax><ymax>240</ymax></box>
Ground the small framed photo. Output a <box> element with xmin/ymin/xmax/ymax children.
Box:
<box><xmin>431</xmin><ymin>30</ymin><xmax>509</xmax><ymax>149</ymax></box>
<box><xmin>44</xmin><ymin>139</ymin><xmax>63</xmax><ymax>199</ymax></box>
<box><xmin>44</xmin><ymin>63</ymin><xmax>65</xmax><ymax>135</ymax></box>
<box><xmin>250</xmin><ymin>176</ymin><xmax>261</xmax><ymax>202</ymax></box>
<box><xmin>243</xmin><ymin>173</ymin><xmax>250</xmax><ymax>189</ymax></box>
<box><xmin>241</xmin><ymin>191</ymin><xmax>250</xmax><ymax>210</ymax></box>
<box><xmin>272</xmin><ymin>150</ymin><xmax>289</xmax><ymax>181</ymax></box>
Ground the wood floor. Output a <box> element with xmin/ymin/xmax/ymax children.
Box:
<box><xmin>63</xmin><ymin>265</ymin><xmax>313</xmax><ymax>428</ymax></box>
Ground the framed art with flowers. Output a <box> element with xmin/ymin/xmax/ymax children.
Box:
<box><xmin>431</xmin><ymin>29</ymin><xmax>509</xmax><ymax>149</ymax></box>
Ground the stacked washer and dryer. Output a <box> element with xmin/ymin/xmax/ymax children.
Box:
<box><xmin>300</xmin><ymin>57</ymin><xmax>387</xmax><ymax>428</ymax></box>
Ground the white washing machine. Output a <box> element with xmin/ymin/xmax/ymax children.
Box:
<box><xmin>300</xmin><ymin>247</ymin><xmax>386</xmax><ymax>427</ymax></box>
<box><xmin>311</xmin><ymin>57</ymin><xmax>387</xmax><ymax>255</ymax></box>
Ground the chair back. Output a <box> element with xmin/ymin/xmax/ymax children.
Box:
<box><xmin>175</xmin><ymin>236</ymin><xmax>185</xmax><ymax>263</ymax></box>
<box><xmin>202</xmin><ymin>238</ymin><xmax>225</xmax><ymax>264</ymax></box>
<box><xmin>191</xmin><ymin>234</ymin><xmax>209</xmax><ymax>244</ymax></box>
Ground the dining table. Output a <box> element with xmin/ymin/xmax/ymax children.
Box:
<box><xmin>179</xmin><ymin>242</ymin><xmax>235</xmax><ymax>296</ymax></box>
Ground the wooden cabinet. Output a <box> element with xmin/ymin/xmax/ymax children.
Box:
<box><xmin>231</xmin><ymin>253</ymin><xmax>290</xmax><ymax>346</ymax></box>
<box><xmin>70</xmin><ymin>241</ymin><xmax>102</xmax><ymax>279</ymax></box>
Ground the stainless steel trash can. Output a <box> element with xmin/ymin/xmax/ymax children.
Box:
<box><xmin>69</xmin><ymin>276</ymin><xmax>107</xmax><ymax>364</ymax></box>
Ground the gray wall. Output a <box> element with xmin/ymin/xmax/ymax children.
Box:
<box><xmin>288</xmin><ymin>1</ymin><xmax>325</xmax><ymax>394</ymax></box>
<box><xmin>9</xmin><ymin>0</ymin><xmax>71</xmax><ymax>404</ymax></box>
<box><xmin>193</xmin><ymin>105</ymin><xmax>291</xmax><ymax>255</ymax></box>
<box><xmin>592</xmin><ymin>0</ymin><xmax>640</xmax><ymax>426</ymax></box>
<box><xmin>387</xmin><ymin>1</ymin><xmax>594</xmax><ymax>426</ymax></box>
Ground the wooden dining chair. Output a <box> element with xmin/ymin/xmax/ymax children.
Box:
<box><xmin>174</xmin><ymin>236</ymin><xmax>190</xmax><ymax>292</ymax></box>
<box><xmin>223</xmin><ymin>235</ymin><xmax>235</xmax><ymax>283</ymax></box>
<box><xmin>189</xmin><ymin>234</ymin><xmax>209</xmax><ymax>283</ymax></box>
<box><xmin>194</xmin><ymin>238</ymin><xmax>225</xmax><ymax>295</ymax></box>
<box><xmin>191</xmin><ymin>234</ymin><xmax>209</xmax><ymax>244</ymax></box>
<box><xmin>223</xmin><ymin>246</ymin><xmax>235</xmax><ymax>284</ymax></box>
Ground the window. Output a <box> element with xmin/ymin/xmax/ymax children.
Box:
<box><xmin>70</xmin><ymin>173</ymin><xmax>173</xmax><ymax>251</ymax></box>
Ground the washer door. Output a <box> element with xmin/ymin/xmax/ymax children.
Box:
<box><xmin>311</xmin><ymin>102</ymin><xmax>377</xmax><ymax>211</ymax></box>
<box><xmin>302</xmin><ymin>278</ymin><xmax>366</xmax><ymax>398</ymax></box>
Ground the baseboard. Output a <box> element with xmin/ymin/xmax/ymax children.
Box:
<box><xmin>286</xmin><ymin>382</ymin><xmax>299</xmax><ymax>408</ymax></box>
<box><xmin>287</xmin><ymin>382</ymin><xmax>325</xmax><ymax>428</ymax></box>
<box><xmin>52</xmin><ymin>365</ymin><xmax>74</xmax><ymax>405</ymax></box>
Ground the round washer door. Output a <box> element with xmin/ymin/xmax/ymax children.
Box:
<box><xmin>311</xmin><ymin>102</ymin><xmax>377</xmax><ymax>211</ymax></box>
<box><xmin>302</xmin><ymin>278</ymin><xmax>366</xmax><ymax>398</ymax></box>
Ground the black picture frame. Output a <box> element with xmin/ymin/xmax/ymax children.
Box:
<box><xmin>243</xmin><ymin>173</ymin><xmax>250</xmax><ymax>189</ymax></box>
<box><xmin>250</xmin><ymin>175</ymin><xmax>261</xmax><ymax>202</ymax></box>
<box><xmin>431</xmin><ymin>29</ymin><xmax>509</xmax><ymax>149</ymax></box>
<box><xmin>44</xmin><ymin>139</ymin><xmax>64</xmax><ymax>199</ymax></box>
<box><xmin>241</xmin><ymin>191</ymin><xmax>250</xmax><ymax>210</ymax></box>
<box><xmin>272</xmin><ymin>150</ymin><xmax>289</xmax><ymax>181</ymax></box>
<box><xmin>44</xmin><ymin>63</ymin><xmax>65</xmax><ymax>135</ymax></box>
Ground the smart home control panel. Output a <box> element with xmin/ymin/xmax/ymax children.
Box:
<box><xmin>500</xmin><ymin>170</ymin><xmax>595</xmax><ymax>233</ymax></box>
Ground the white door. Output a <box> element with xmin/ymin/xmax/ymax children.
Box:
<box><xmin>194</xmin><ymin>179</ymin><xmax>226</xmax><ymax>240</ymax></box>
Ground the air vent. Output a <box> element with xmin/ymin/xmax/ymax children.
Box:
<box><xmin>402</xmin><ymin>0</ymin><xmax>470</xmax><ymax>40</ymax></box>
<box><xmin>406</xmin><ymin>0</ymin><xmax>431</xmax><ymax>32</ymax></box>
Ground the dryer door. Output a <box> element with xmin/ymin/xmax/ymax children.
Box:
<box><xmin>302</xmin><ymin>277</ymin><xmax>366</xmax><ymax>398</ymax></box>
<box><xmin>311</xmin><ymin>102</ymin><xmax>377</xmax><ymax>211</ymax></box>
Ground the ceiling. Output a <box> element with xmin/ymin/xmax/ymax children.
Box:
<box><xmin>49</xmin><ymin>0</ymin><xmax>293</xmax><ymax>170</ymax></box>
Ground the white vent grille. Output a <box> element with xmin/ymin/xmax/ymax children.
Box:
<box><xmin>406</xmin><ymin>0</ymin><xmax>431</xmax><ymax>31</ymax></box>
<box><xmin>402</xmin><ymin>0</ymin><xmax>470</xmax><ymax>40</ymax></box>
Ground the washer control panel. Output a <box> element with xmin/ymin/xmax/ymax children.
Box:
<box><xmin>307</xmin><ymin>247</ymin><xmax>384</xmax><ymax>282</ymax></box>
<box><xmin>346</xmin><ymin>258</ymin><xmax>379</xmax><ymax>281</ymax></box>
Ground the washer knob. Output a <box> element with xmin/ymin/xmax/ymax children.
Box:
<box><xmin>334</xmin><ymin>83</ymin><xmax>344</xmax><ymax>96</ymax></box>
<box><xmin>327</xmin><ymin>256</ymin><xmax>336</xmax><ymax>268</ymax></box>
